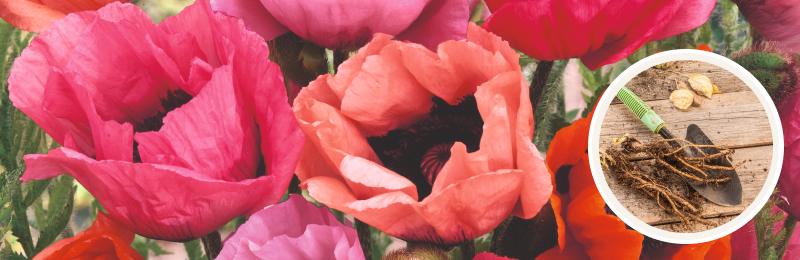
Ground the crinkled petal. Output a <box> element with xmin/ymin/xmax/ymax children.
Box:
<box><xmin>135</xmin><ymin>65</ymin><xmax>259</xmax><ymax>182</ymax></box>
<box><xmin>651</xmin><ymin>0</ymin><xmax>716</xmax><ymax>40</ymax></box>
<box><xmin>339</xmin><ymin>155</ymin><xmax>418</xmax><ymax>200</ymax></box>
<box><xmin>209</xmin><ymin>0</ymin><xmax>289</xmax><ymax>41</ymax></box>
<box><xmin>418</xmin><ymin>170</ymin><xmax>524</xmax><ymax>244</ymax></box>
<box><xmin>340</xmin><ymin>42</ymin><xmax>433</xmax><ymax>136</ymax></box>
<box><xmin>22</xmin><ymin>147</ymin><xmax>284</xmax><ymax>242</ymax></box>
<box><xmin>218</xmin><ymin>194</ymin><xmax>363</xmax><ymax>260</ymax></box>
<box><xmin>258</xmin><ymin>0</ymin><xmax>430</xmax><ymax>49</ymax></box>
<box><xmin>395</xmin><ymin>0</ymin><xmax>470</xmax><ymax>50</ymax></box>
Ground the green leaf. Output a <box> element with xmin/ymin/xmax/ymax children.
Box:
<box><xmin>370</xmin><ymin>227</ymin><xmax>392</xmax><ymax>260</ymax></box>
<box><xmin>582</xmin><ymin>84</ymin><xmax>610</xmax><ymax>118</ymax></box>
<box><xmin>34</xmin><ymin>176</ymin><xmax>74</xmax><ymax>254</ymax></box>
<box><xmin>184</xmin><ymin>239</ymin><xmax>205</xmax><ymax>260</ymax></box>
<box><xmin>708</xmin><ymin>0</ymin><xmax>726</xmax><ymax>53</ymax></box>
<box><xmin>22</xmin><ymin>179</ymin><xmax>50</xmax><ymax>208</ymax></box>
<box><xmin>148</xmin><ymin>242</ymin><xmax>172</xmax><ymax>256</ymax></box>
<box><xmin>1</xmin><ymin>245</ymin><xmax>26</xmax><ymax>260</ymax></box>
<box><xmin>532</xmin><ymin>60</ymin><xmax>571</xmax><ymax>152</ymax></box>
<box><xmin>697</xmin><ymin>23</ymin><xmax>712</xmax><ymax>45</ymax></box>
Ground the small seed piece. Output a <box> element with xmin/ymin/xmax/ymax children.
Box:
<box><xmin>712</xmin><ymin>84</ymin><xmax>722</xmax><ymax>94</ymax></box>
<box><xmin>688</xmin><ymin>74</ymin><xmax>714</xmax><ymax>98</ymax></box>
<box><xmin>670</xmin><ymin>89</ymin><xmax>694</xmax><ymax>109</ymax></box>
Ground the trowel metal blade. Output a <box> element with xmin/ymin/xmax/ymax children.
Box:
<box><xmin>682</xmin><ymin>124</ymin><xmax>743</xmax><ymax>206</ymax></box>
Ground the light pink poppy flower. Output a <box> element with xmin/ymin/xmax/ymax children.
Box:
<box><xmin>734</xmin><ymin>0</ymin><xmax>800</xmax><ymax>54</ymax></box>
<box><xmin>218</xmin><ymin>194</ymin><xmax>364</xmax><ymax>260</ymax></box>
<box><xmin>209</xmin><ymin>0</ymin><xmax>470</xmax><ymax>50</ymax></box>
<box><xmin>293</xmin><ymin>23</ymin><xmax>552</xmax><ymax>246</ymax></box>
<box><xmin>10</xmin><ymin>0</ymin><xmax>304</xmax><ymax>242</ymax></box>
<box><xmin>481</xmin><ymin>0</ymin><xmax>716</xmax><ymax>70</ymax></box>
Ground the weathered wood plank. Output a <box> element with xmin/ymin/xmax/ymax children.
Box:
<box><xmin>612</xmin><ymin>60</ymin><xmax>751</xmax><ymax>104</ymax></box>
<box><xmin>654</xmin><ymin>215</ymin><xmax>738</xmax><ymax>233</ymax></box>
<box><xmin>599</xmin><ymin>91</ymin><xmax>772</xmax><ymax>150</ymax></box>
<box><xmin>601</xmin><ymin>145</ymin><xmax>771</xmax><ymax>232</ymax></box>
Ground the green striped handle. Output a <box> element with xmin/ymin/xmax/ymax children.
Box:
<box><xmin>616</xmin><ymin>87</ymin><xmax>665</xmax><ymax>134</ymax></box>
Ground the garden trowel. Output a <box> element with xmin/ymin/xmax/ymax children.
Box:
<box><xmin>615</xmin><ymin>87</ymin><xmax>743</xmax><ymax>206</ymax></box>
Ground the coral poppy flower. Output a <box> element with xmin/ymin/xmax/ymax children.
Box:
<box><xmin>733</xmin><ymin>0</ymin><xmax>800</xmax><ymax>54</ymax></box>
<box><xmin>34</xmin><ymin>212</ymin><xmax>143</xmax><ymax>260</ymax></box>
<box><xmin>209</xmin><ymin>0</ymin><xmax>469</xmax><ymax>50</ymax></box>
<box><xmin>293</xmin><ymin>23</ymin><xmax>552</xmax><ymax>246</ymax></box>
<box><xmin>0</xmin><ymin>0</ymin><xmax>127</xmax><ymax>33</ymax></box>
<box><xmin>537</xmin><ymin>105</ymin><xmax>731</xmax><ymax>260</ymax></box>
<box><xmin>10</xmin><ymin>0</ymin><xmax>304</xmax><ymax>242</ymax></box>
<box><xmin>481</xmin><ymin>0</ymin><xmax>716</xmax><ymax>70</ymax></box>
<box><xmin>217</xmin><ymin>194</ymin><xmax>364</xmax><ymax>260</ymax></box>
<box><xmin>730</xmin><ymin>206</ymin><xmax>800</xmax><ymax>260</ymax></box>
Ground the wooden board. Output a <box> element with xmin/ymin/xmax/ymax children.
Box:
<box><xmin>598</xmin><ymin>60</ymin><xmax>774</xmax><ymax>233</ymax></box>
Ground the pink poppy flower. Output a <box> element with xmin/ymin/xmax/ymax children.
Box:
<box><xmin>0</xmin><ymin>0</ymin><xmax>127</xmax><ymax>33</ymax></box>
<box><xmin>730</xmin><ymin>206</ymin><xmax>800</xmax><ymax>260</ymax></box>
<box><xmin>734</xmin><ymin>0</ymin><xmax>800</xmax><ymax>54</ymax></box>
<box><xmin>292</xmin><ymin>23</ymin><xmax>552</xmax><ymax>246</ymax></box>
<box><xmin>217</xmin><ymin>194</ymin><xmax>364</xmax><ymax>260</ymax></box>
<box><xmin>481</xmin><ymin>0</ymin><xmax>716</xmax><ymax>70</ymax></box>
<box><xmin>10</xmin><ymin>0</ymin><xmax>304</xmax><ymax>242</ymax></box>
<box><xmin>208</xmin><ymin>0</ymin><xmax>470</xmax><ymax>50</ymax></box>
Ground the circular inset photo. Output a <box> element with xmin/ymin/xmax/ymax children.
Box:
<box><xmin>587</xmin><ymin>50</ymin><xmax>784</xmax><ymax>244</ymax></box>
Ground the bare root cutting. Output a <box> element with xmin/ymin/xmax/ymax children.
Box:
<box><xmin>601</xmin><ymin>136</ymin><xmax>745</xmax><ymax>226</ymax></box>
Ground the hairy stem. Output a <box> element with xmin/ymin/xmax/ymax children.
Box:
<box><xmin>355</xmin><ymin>218</ymin><xmax>373</xmax><ymax>260</ymax></box>
<box><xmin>460</xmin><ymin>239</ymin><xmax>476</xmax><ymax>260</ymax></box>
<box><xmin>201</xmin><ymin>230</ymin><xmax>222</xmax><ymax>260</ymax></box>
<box><xmin>529</xmin><ymin>60</ymin><xmax>555</xmax><ymax>116</ymax></box>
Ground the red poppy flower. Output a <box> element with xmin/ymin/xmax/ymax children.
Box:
<box><xmin>536</xmin><ymin>108</ymin><xmax>644</xmax><ymax>260</ymax></box>
<box><xmin>34</xmin><ymin>212</ymin><xmax>143</xmax><ymax>260</ymax></box>
<box><xmin>11</xmin><ymin>0</ymin><xmax>304</xmax><ymax>242</ymax></box>
<box><xmin>293</xmin><ymin>23</ymin><xmax>552</xmax><ymax>246</ymax></box>
<box><xmin>536</xmin><ymin>104</ymin><xmax>731</xmax><ymax>260</ymax></box>
<box><xmin>0</xmin><ymin>0</ymin><xmax>127</xmax><ymax>33</ymax></box>
<box><xmin>481</xmin><ymin>0</ymin><xmax>716</xmax><ymax>70</ymax></box>
<box><xmin>697</xmin><ymin>44</ymin><xmax>713</xmax><ymax>52</ymax></box>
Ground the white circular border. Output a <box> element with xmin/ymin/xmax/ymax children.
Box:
<box><xmin>587</xmin><ymin>49</ymin><xmax>784</xmax><ymax>244</ymax></box>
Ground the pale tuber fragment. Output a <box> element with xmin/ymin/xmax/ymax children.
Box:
<box><xmin>670</xmin><ymin>89</ymin><xmax>695</xmax><ymax>109</ymax></box>
<box><xmin>712</xmin><ymin>84</ymin><xmax>722</xmax><ymax>94</ymax></box>
<box><xmin>688</xmin><ymin>74</ymin><xmax>714</xmax><ymax>98</ymax></box>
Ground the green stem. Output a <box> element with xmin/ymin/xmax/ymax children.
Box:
<box><xmin>201</xmin><ymin>230</ymin><xmax>222</xmax><ymax>260</ymax></box>
<box><xmin>489</xmin><ymin>216</ymin><xmax>512</xmax><ymax>253</ymax></box>
<box><xmin>776</xmin><ymin>216</ymin><xmax>798</xmax><ymax>260</ymax></box>
<box><xmin>355</xmin><ymin>218</ymin><xmax>373</xmax><ymax>260</ymax></box>
<box><xmin>529</xmin><ymin>60</ymin><xmax>555</xmax><ymax>116</ymax></box>
<box><xmin>460</xmin><ymin>240</ymin><xmax>476</xmax><ymax>260</ymax></box>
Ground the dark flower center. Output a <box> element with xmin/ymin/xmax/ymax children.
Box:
<box><xmin>367</xmin><ymin>95</ymin><xmax>483</xmax><ymax>201</ymax></box>
<box><xmin>132</xmin><ymin>89</ymin><xmax>193</xmax><ymax>163</ymax></box>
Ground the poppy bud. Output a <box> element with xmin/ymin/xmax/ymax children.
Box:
<box><xmin>729</xmin><ymin>42</ymin><xmax>800</xmax><ymax>106</ymax></box>
<box><xmin>382</xmin><ymin>245</ymin><xmax>449</xmax><ymax>260</ymax></box>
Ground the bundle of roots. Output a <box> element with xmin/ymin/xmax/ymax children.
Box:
<box><xmin>600</xmin><ymin>135</ymin><xmax>744</xmax><ymax>225</ymax></box>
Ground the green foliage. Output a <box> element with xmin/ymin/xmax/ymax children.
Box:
<box><xmin>131</xmin><ymin>236</ymin><xmax>173</xmax><ymax>260</ymax></box>
<box><xmin>184</xmin><ymin>239</ymin><xmax>206</xmax><ymax>260</ymax></box>
<box><xmin>33</xmin><ymin>176</ymin><xmax>75</xmax><ymax>254</ymax></box>
<box><xmin>705</xmin><ymin>0</ymin><xmax>750</xmax><ymax>55</ymax></box>
<box><xmin>370</xmin><ymin>227</ymin><xmax>392</xmax><ymax>260</ymax></box>
<box><xmin>532</xmin><ymin>60</ymin><xmax>571</xmax><ymax>152</ymax></box>
<box><xmin>754</xmin><ymin>190</ymin><xmax>797</xmax><ymax>260</ymax></box>
<box><xmin>582</xmin><ymin>84</ymin><xmax>609</xmax><ymax>119</ymax></box>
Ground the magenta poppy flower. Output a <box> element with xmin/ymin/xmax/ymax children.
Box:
<box><xmin>217</xmin><ymin>194</ymin><xmax>364</xmax><ymax>260</ymax></box>
<box><xmin>10</xmin><ymin>0</ymin><xmax>304</xmax><ymax>242</ymax></box>
<box><xmin>208</xmin><ymin>0</ymin><xmax>470</xmax><ymax>50</ymax></box>
<box><xmin>481</xmin><ymin>0</ymin><xmax>716</xmax><ymax>70</ymax></box>
<box><xmin>734</xmin><ymin>0</ymin><xmax>800</xmax><ymax>54</ymax></box>
<box><xmin>293</xmin><ymin>23</ymin><xmax>552</xmax><ymax>246</ymax></box>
